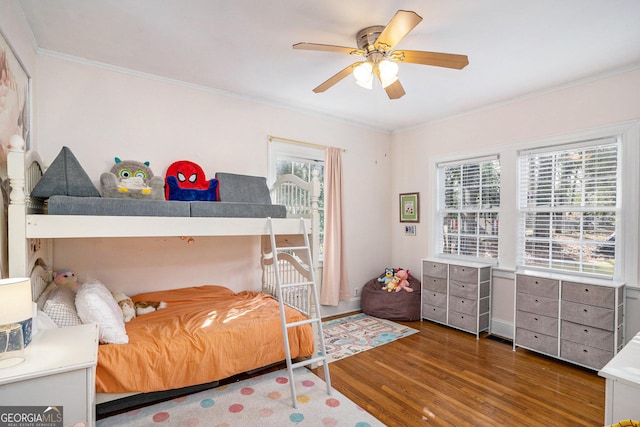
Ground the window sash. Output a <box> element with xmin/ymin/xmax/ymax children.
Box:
<box><xmin>438</xmin><ymin>155</ymin><xmax>500</xmax><ymax>259</ymax></box>
<box><xmin>518</xmin><ymin>138</ymin><xmax>619</xmax><ymax>276</ymax></box>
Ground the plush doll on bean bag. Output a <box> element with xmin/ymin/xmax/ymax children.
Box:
<box><xmin>393</xmin><ymin>269</ymin><xmax>414</xmax><ymax>292</ymax></box>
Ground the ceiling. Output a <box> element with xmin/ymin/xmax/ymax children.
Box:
<box><xmin>15</xmin><ymin>0</ymin><xmax>640</xmax><ymax>132</ymax></box>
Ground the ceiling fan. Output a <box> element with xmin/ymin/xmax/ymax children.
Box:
<box><xmin>293</xmin><ymin>10</ymin><xmax>469</xmax><ymax>99</ymax></box>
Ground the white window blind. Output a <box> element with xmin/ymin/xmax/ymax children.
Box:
<box><xmin>437</xmin><ymin>155</ymin><xmax>500</xmax><ymax>259</ymax></box>
<box><xmin>518</xmin><ymin>137</ymin><xmax>619</xmax><ymax>276</ymax></box>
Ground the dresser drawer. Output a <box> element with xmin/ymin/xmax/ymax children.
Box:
<box><xmin>560</xmin><ymin>339</ymin><xmax>613</xmax><ymax>370</ymax></box>
<box><xmin>561</xmin><ymin>321</ymin><xmax>614</xmax><ymax>351</ymax></box>
<box><xmin>449</xmin><ymin>280</ymin><xmax>478</xmax><ymax>300</ymax></box>
<box><xmin>422</xmin><ymin>276</ymin><xmax>447</xmax><ymax>293</ymax></box>
<box><xmin>449</xmin><ymin>295</ymin><xmax>477</xmax><ymax>316</ymax></box>
<box><xmin>423</xmin><ymin>304</ymin><xmax>447</xmax><ymax>323</ymax></box>
<box><xmin>423</xmin><ymin>261</ymin><xmax>448</xmax><ymax>279</ymax></box>
<box><xmin>448</xmin><ymin>311</ymin><xmax>478</xmax><ymax>333</ymax></box>
<box><xmin>516</xmin><ymin>328</ymin><xmax>558</xmax><ymax>356</ymax></box>
<box><xmin>517</xmin><ymin>275</ymin><xmax>559</xmax><ymax>298</ymax></box>
<box><xmin>423</xmin><ymin>290</ymin><xmax>447</xmax><ymax>308</ymax></box>
<box><xmin>449</xmin><ymin>265</ymin><xmax>478</xmax><ymax>282</ymax></box>
<box><xmin>516</xmin><ymin>293</ymin><xmax>559</xmax><ymax>317</ymax></box>
<box><xmin>516</xmin><ymin>310</ymin><xmax>558</xmax><ymax>337</ymax></box>
<box><xmin>561</xmin><ymin>301</ymin><xmax>615</xmax><ymax>331</ymax></box>
<box><xmin>562</xmin><ymin>281</ymin><xmax>615</xmax><ymax>309</ymax></box>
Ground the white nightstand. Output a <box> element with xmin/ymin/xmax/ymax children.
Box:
<box><xmin>0</xmin><ymin>323</ymin><xmax>99</xmax><ymax>427</ymax></box>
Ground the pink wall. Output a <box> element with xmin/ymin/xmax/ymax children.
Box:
<box><xmin>391</xmin><ymin>67</ymin><xmax>640</xmax><ymax>337</ymax></box>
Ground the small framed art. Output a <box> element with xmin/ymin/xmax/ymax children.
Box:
<box><xmin>399</xmin><ymin>192</ymin><xmax>419</xmax><ymax>223</ymax></box>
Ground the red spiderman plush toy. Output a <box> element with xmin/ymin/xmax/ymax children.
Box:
<box><xmin>165</xmin><ymin>160</ymin><xmax>219</xmax><ymax>201</ymax></box>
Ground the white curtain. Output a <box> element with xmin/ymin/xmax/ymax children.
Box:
<box><xmin>320</xmin><ymin>147</ymin><xmax>349</xmax><ymax>306</ymax></box>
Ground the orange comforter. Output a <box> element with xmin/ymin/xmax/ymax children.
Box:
<box><xmin>96</xmin><ymin>285</ymin><xmax>314</xmax><ymax>393</ymax></box>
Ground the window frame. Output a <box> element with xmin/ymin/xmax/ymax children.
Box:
<box><xmin>436</xmin><ymin>154</ymin><xmax>501</xmax><ymax>261</ymax></box>
<box><xmin>268</xmin><ymin>140</ymin><xmax>325</xmax><ymax>256</ymax></box>
<box><xmin>517</xmin><ymin>137</ymin><xmax>620</xmax><ymax>277</ymax></box>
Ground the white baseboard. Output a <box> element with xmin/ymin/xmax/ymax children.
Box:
<box><xmin>319</xmin><ymin>298</ymin><xmax>361</xmax><ymax>319</ymax></box>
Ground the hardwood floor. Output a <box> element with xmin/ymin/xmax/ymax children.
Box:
<box><xmin>310</xmin><ymin>319</ymin><xmax>605</xmax><ymax>427</ymax></box>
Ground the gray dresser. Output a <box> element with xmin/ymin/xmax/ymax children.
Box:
<box><xmin>421</xmin><ymin>258</ymin><xmax>492</xmax><ymax>338</ymax></box>
<box><xmin>514</xmin><ymin>270</ymin><xmax>625</xmax><ymax>370</ymax></box>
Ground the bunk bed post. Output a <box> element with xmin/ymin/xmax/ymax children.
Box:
<box><xmin>7</xmin><ymin>135</ymin><xmax>28</xmax><ymax>278</ymax></box>
<box><xmin>310</xmin><ymin>168</ymin><xmax>321</xmax><ymax>281</ymax></box>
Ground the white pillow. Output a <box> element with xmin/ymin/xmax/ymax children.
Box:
<box><xmin>75</xmin><ymin>279</ymin><xmax>128</xmax><ymax>344</ymax></box>
<box><xmin>42</xmin><ymin>286</ymin><xmax>83</xmax><ymax>327</ymax></box>
<box><xmin>37</xmin><ymin>310</ymin><xmax>59</xmax><ymax>330</ymax></box>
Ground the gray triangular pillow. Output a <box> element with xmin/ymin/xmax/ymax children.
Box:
<box><xmin>31</xmin><ymin>146</ymin><xmax>100</xmax><ymax>198</ymax></box>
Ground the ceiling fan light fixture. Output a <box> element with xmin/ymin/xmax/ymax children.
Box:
<box><xmin>378</xmin><ymin>59</ymin><xmax>399</xmax><ymax>88</ymax></box>
<box><xmin>355</xmin><ymin>73</ymin><xmax>373</xmax><ymax>90</ymax></box>
<box><xmin>353</xmin><ymin>61</ymin><xmax>373</xmax><ymax>81</ymax></box>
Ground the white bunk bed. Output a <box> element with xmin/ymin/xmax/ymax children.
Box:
<box><xmin>2</xmin><ymin>135</ymin><xmax>324</xmax><ymax>411</ymax></box>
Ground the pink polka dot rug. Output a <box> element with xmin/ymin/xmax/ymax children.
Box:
<box><xmin>97</xmin><ymin>368</ymin><xmax>384</xmax><ymax>426</ymax></box>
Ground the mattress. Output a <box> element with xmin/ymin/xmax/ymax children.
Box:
<box><xmin>96</xmin><ymin>285</ymin><xmax>314</xmax><ymax>393</ymax></box>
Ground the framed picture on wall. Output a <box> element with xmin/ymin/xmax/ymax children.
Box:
<box><xmin>0</xmin><ymin>28</ymin><xmax>31</xmax><ymax>150</ymax></box>
<box><xmin>404</xmin><ymin>225</ymin><xmax>416</xmax><ymax>236</ymax></box>
<box><xmin>399</xmin><ymin>192</ymin><xmax>419</xmax><ymax>223</ymax></box>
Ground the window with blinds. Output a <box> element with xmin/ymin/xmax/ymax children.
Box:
<box><xmin>437</xmin><ymin>155</ymin><xmax>500</xmax><ymax>259</ymax></box>
<box><xmin>518</xmin><ymin>137</ymin><xmax>619</xmax><ymax>276</ymax></box>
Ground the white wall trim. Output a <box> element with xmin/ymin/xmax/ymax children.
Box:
<box><xmin>35</xmin><ymin>48</ymin><xmax>393</xmax><ymax>134</ymax></box>
<box><xmin>395</xmin><ymin>63</ymin><xmax>640</xmax><ymax>133</ymax></box>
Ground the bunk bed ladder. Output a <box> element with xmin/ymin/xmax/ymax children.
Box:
<box><xmin>268</xmin><ymin>217</ymin><xmax>332</xmax><ymax>409</ymax></box>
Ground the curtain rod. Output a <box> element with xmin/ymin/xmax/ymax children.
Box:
<box><xmin>267</xmin><ymin>135</ymin><xmax>346</xmax><ymax>152</ymax></box>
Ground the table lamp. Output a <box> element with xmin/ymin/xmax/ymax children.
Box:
<box><xmin>0</xmin><ymin>278</ymin><xmax>32</xmax><ymax>368</ymax></box>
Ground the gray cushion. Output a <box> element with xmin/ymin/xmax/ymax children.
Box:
<box><xmin>215</xmin><ymin>173</ymin><xmax>272</xmax><ymax>204</ymax></box>
<box><xmin>31</xmin><ymin>147</ymin><xmax>100</xmax><ymax>198</ymax></box>
<box><xmin>190</xmin><ymin>201</ymin><xmax>286</xmax><ymax>218</ymax></box>
<box><xmin>48</xmin><ymin>196</ymin><xmax>190</xmax><ymax>216</ymax></box>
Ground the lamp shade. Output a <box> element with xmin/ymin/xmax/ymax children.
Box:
<box><xmin>0</xmin><ymin>278</ymin><xmax>32</xmax><ymax>346</ymax></box>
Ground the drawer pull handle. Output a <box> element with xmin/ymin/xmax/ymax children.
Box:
<box><xmin>535</xmin><ymin>299</ymin><xmax>539</xmax><ymax>303</ymax></box>
<box><xmin>534</xmin><ymin>335</ymin><xmax>538</xmax><ymax>339</ymax></box>
<box><xmin>583</xmin><ymin>309</ymin><xmax>588</xmax><ymax>313</ymax></box>
<box><xmin>585</xmin><ymin>289</ymin><xmax>589</xmax><ymax>292</ymax></box>
<box><xmin>583</xmin><ymin>349</ymin><xmax>588</xmax><ymax>353</ymax></box>
<box><xmin>584</xmin><ymin>329</ymin><xmax>589</xmax><ymax>333</ymax></box>
<box><xmin>534</xmin><ymin>317</ymin><xmax>538</xmax><ymax>321</ymax></box>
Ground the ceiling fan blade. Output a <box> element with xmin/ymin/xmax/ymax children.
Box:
<box><xmin>373</xmin><ymin>67</ymin><xmax>405</xmax><ymax>99</ymax></box>
<box><xmin>384</xmin><ymin>79</ymin><xmax>406</xmax><ymax>99</ymax></box>
<box><xmin>293</xmin><ymin>42</ymin><xmax>365</xmax><ymax>56</ymax></box>
<box><xmin>312</xmin><ymin>63</ymin><xmax>359</xmax><ymax>93</ymax></box>
<box><xmin>374</xmin><ymin>10</ymin><xmax>423</xmax><ymax>52</ymax></box>
<box><xmin>394</xmin><ymin>49</ymin><xmax>469</xmax><ymax>69</ymax></box>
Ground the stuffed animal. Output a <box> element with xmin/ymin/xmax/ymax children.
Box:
<box><xmin>164</xmin><ymin>160</ymin><xmax>219</xmax><ymax>201</ymax></box>
<box><xmin>377</xmin><ymin>268</ymin><xmax>394</xmax><ymax>287</ymax></box>
<box><xmin>53</xmin><ymin>269</ymin><xmax>81</xmax><ymax>292</ymax></box>
<box><xmin>101</xmin><ymin>157</ymin><xmax>165</xmax><ymax>200</ymax></box>
<box><xmin>382</xmin><ymin>274</ymin><xmax>400</xmax><ymax>292</ymax></box>
<box><xmin>111</xmin><ymin>291</ymin><xmax>167</xmax><ymax>323</ymax></box>
<box><xmin>393</xmin><ymin>269</ymin><xmax>414</xmax><ymax>292</ymax></box>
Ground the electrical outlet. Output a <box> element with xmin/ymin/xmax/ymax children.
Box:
<box><xmin>354</xmin><ymin>288</ymin><xmax>359</xmax><ymax>297</ymax></box>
